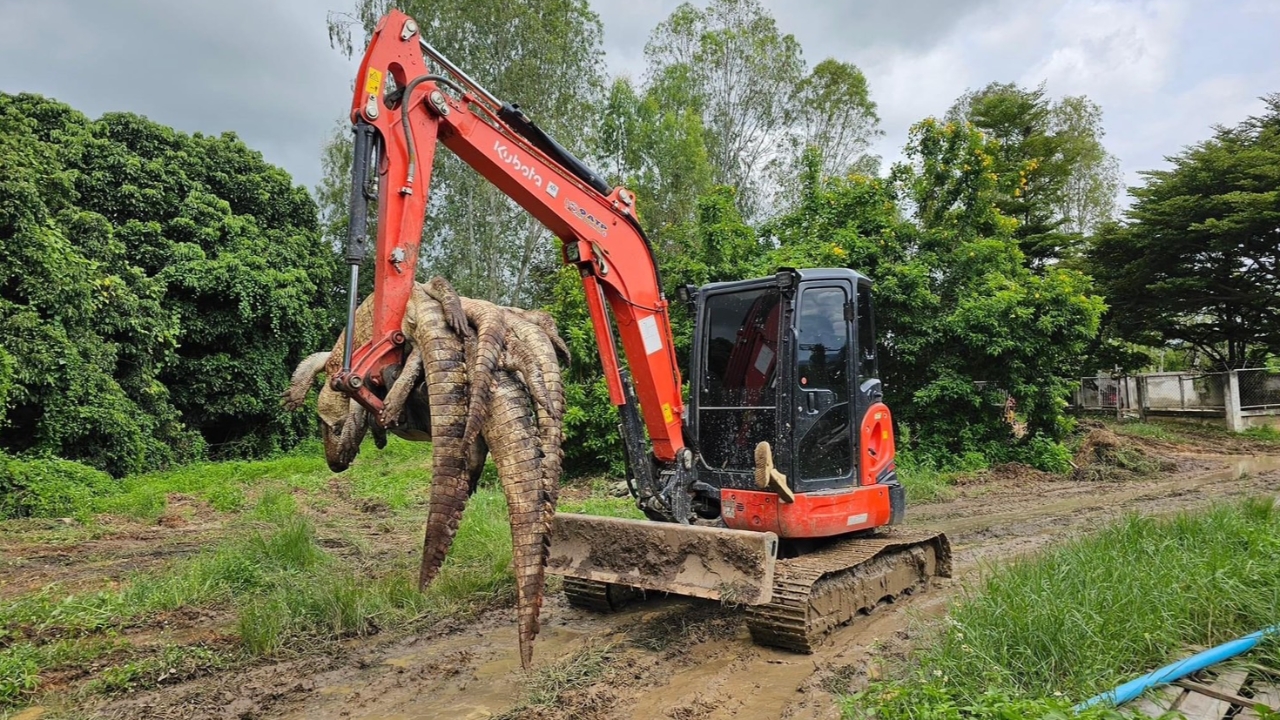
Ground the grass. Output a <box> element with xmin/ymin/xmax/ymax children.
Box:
<box><xmin>1111</xmin><ymin>418</ymin><xmax>1280</xmax><ymax>447</ymax></box>
<box><xmin>847</xmin><ymin>497</ymin><xmax>1280</xmax><ymax>719</ymax></box>
<box><xmin>0</xmin><ymin>444</ymin><xmax>642</xmax><ymax>708</ymax></box>
<box><xmin>493</xmin><ymin>643</ymin><xmax>616</xmax><ymax>719</ymax></box>
<box><xmin>896</xmin><ymin>450</ymin><xmax>990</xmax><ymax>504</ymax></box>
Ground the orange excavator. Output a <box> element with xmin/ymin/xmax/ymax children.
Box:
<box><xmin>334</xmin><ymin>10</ymin><xmax>949</xmax><ymax>651</ymax></box>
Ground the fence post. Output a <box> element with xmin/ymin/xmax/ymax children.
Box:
<box><xmin>1136</xmin><ymin>376</ymin><xmax>1148</xmax><ymax>421</ymax></box>
<box><xmin>1225</xmin><ymin>370</ymin><xmax>1244</xmax><ymax>433</ymax></box>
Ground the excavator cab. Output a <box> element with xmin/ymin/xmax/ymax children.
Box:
<box><xmin>684</xmin><ymin>268</ymin><xmax>903</xmax><ymax>537</ymax></box>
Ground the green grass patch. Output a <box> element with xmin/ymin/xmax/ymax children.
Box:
<box><xmin>847</xmin><ymin>497</ymin><xmax>1280</xmax><ymax>718</ymax></box>
<box><xmin>558</xmin><ymin>480</ymin><xmax>644</xmax><ymax>519</ymax></box>
<box><xmin>81</xmin><ymin>644</ymin><xmax>231</xmax><ymax>696</ymax></box>
<box><xmin>1109</xmin><ymin>421</ymin><xmax>1178</xmax><ymax>441</ymax></box>
<box><xmin>896</xmin><ymin>450</ymin><xmax>988</xmax><ymax>504</ymax></box>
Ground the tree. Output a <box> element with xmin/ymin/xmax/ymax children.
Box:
<box><xmin>327</xmin><ymin>0</ymin><xmax>605</xmax><ymax>306</ymax></box>
<box><xmin>0</xmin><ymin>93</ymin><xmax>339</xmax><ymax>474</ymax></box>
<box><xmin>1089</xmin><ymin>95</ymin><xmax>1280</xmax><ymax>369</ymax></box>
<box><xmin>764</xmin><ymin>132</ymin><xmax>1104</xmax><ymax>460</ymax></box>
<box><xmin>596</xmin><ymin>77</ymin><xmax>715</xmax><ymax>252</ymax></box>
<box><xmin>1052</xmin><ymin>95</ymin><xmax>1121</xmax><ymax>237</ymax></box>
<box><xmin>948</xmin><ymin>83</ymin><xmax>1120</xmax><ymax>266</ymax></box>
<box><xmin>644</xmin><ymin>0</ymin><xmax>805</xmax><ymax>217</ymax></box>
<box><xmin>783</xmin><ymin>59</ymin><xmax>882</xmax><ymax>179</ymax></box>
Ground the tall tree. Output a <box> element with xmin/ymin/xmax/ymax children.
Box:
<box><xmin>785</xmin><ymin>59</ymin><xmax>882</xmax><ymax>178</ymax></box>
<box><xmin>1052</xmin><ymin>95</ymin><xmax>1121</xmax><ymax>237</ymax></box>
<box><xmin>948</xmin><ymin>83</ymin><xmax>1119</xmax><ymax>266</ymax></box>
<box><xmin>595</xmin><ymin>77</ymin><xmax>714</xmax><ymax>250</ymax></box>
<box><xmin>1089</xmin><ymin>95</ymin><xmax>1280</xmax><ymax>369</ymax></box>
<box><xmin>327</xmin><ymin>0</ymin><xmax>605</xmax><ymax>305</ymax></box>
<box><xmin>644</xmin><ymin>0</ymin><xmax>805</xmax><ymax>217</ymax></box>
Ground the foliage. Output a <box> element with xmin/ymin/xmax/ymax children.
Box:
<box><xmin>762</xmin><ymin>132</ymin><xmax>1103</xmax><ymax>457</ymax></box>
<box><xmin>866</xmin><ymin>499</ymin><xmax>1280</xmax><ymax>714</ymax></box>
<box><xmin>949</xmin><ymin>83</ymin><xmax>1120</xmax><ymax>265</ymax></box>
<box><xmin>644</xmin><ymin>0</ymin><xmax>804</xmax><ymax>217</ymax></box>
<box><xmin>0</xmin><ymin>451</ymin><xmax>116</xmax><ymax>520</ymax></box>
<box><xmin>643</xmin><ymin>0</ymin><xmax>879</xmax><ymax>217</ymax></box>
<box><xmin>1089</xmin><ymin>95</ymin><xmax>1280</xmax><ymax>369</ymax></box>
<box><xmin>596</xmin><ymin>77</ymin><xmax>715</xmax><ymax>252</ymax></box>
<box><xmin>327</xmin><ymin>0</ymin><xmax>605</xmax><ymax>306</ymax></box>
<box><xmin>0</xmin><ymin>93</ymin><xmax>339</xmax><ymax>475</ymax></box>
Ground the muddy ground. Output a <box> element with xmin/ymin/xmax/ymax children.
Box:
<box><xmin>9</xmin><ymin>430</ymin><xmax>1280</xmax><ymax>720</ymax></box>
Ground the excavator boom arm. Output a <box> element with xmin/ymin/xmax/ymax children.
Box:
<box><xmin>334</xmin><ymin>10</ymin><xmax>686</xmax><ymax>462</ymax></box>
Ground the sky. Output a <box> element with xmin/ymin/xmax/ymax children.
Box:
<box><xmin>2</xmin><ymin>0</ymin><xmax>1278</xmax><ymax>200</ymax></box>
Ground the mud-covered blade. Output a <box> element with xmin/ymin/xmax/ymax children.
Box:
<box><xmin>548</xmin><ymin>513</ymin><xmax>779</xmax><ymax>605</ymax></box>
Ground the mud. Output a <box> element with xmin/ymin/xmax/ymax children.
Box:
<box><xmin>26</xmin><ymin>452</ymin><xmax>1280</xmax><ymax>720</ymax></box>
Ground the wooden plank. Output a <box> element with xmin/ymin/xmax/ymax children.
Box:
<box><xmin>1129</xmin><ymin>686</ymin><xmax>1183</xmax><ymax>718</ymax></box>
<box><xmin>1239</xmin><ymin>676</ymin><xmax>1280</xmax><ymax>712</ymax></box>
<box><xmin>1176</xmin><ymin>670</ymin><xmax>1248</xmax><ymax>720</ymax></box>
<box><xmin>1174</xmin><ymin>679</ymin><xmax>1257</xmax><ymax>708</ymax></box>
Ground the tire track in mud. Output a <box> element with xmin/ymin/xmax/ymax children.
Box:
<box><xmin>94</xmin><ymin>456</ymin><xmax>1280</xmax><ymax>720</ymax></box>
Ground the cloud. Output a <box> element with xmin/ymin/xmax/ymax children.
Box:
<box><xmin>0</xmin><ymin>0</ymin><xmax>357</xmax><ymax>191</ymax></box>
<box><xmin>1023</xmin><ymin>0</ymin><xmax>1189</xmax><ymax>101</ymax></box>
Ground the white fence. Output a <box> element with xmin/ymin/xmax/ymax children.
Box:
<box><xmin>1073</xmin><ymin>369</ymin><xmax>1279</xmax><ymax>432</ymax></box>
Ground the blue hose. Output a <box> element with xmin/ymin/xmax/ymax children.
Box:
<box><xmin>1075</xmin><ymin>625</ymin><xmax>1279</xmax><ymax>711</ymax></box>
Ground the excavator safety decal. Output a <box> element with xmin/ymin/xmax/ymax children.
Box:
<box><xmin>364</xmin><ymin>68</ymin><xmax>383</xmax><ymax>96</ymax></box>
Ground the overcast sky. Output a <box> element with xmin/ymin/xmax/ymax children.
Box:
<box><xmin>2</xmin><ymin>0</ymin><xmax>1277</xmax><ymax>202</ymax></box>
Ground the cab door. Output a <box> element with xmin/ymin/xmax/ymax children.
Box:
<box><xmin>792</xmin><ymin>282</ymin><xmax>856</xmax><ymax>491</ymax></box>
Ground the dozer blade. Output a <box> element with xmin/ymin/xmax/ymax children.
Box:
<box><xmin>548</xmin><ymin>513</ymin><xmax>779</xmax><ymax>605</ymax></box>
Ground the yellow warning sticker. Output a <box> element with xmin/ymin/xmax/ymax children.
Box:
<box><xmin>365</xmin><ymin>67</ymin><xmax>384</xmax><ymax>96</ymax></box>
<box><xmin>662</xmin><ymin>404</ymin><xmax>674</xmax><ymax>425</ymax></box>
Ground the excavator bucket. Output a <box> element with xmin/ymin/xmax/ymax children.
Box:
<box><xmin>548</xmin><ymin>513</ymin><xmax>779</xmax><ymax>605</ymax></box>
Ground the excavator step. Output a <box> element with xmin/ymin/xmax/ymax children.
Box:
<box><xmin>745</xmin><ymin>529</ymin><xmax>951</xmax><ymax>653</ymax></box>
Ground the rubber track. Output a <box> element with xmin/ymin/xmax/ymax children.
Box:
<box><xmin>563</xmin><ymin>577</ymin><xmax>616</xmax><ymax>612</ymax></box>
<box><xmin>745</xmin><ymin>529</ymin><xmax>952</xmax><ymax>653</ymax></box>
<box><xmin>563</xmin><ymin>577</ymin><xmax>644</xmax><ymax>612</ymax></box>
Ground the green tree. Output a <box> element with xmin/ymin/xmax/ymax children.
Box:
<box><xmin>644</xmin><ymin>0</ymin><xmax>805</xmax><ymax>216</ymax></box>
<box><xmin>327</xmin><ymin>0</ymin><xmax>605</xmax><ymax>306</ymax></box>
<box><xmin>765</xmin><ymin>133</ymin><xmax>1103</xmax><ymax>459</ymax></box>
<box><xmin>949</xmin><ymin>83</ymin><xmax>1119</xmax><ymax>266</ymax></box>
<box><xmin>596</xmin><ymin>77</ymin><xmax>715</xmax><ymax>252</ymax></box>
<box><xmin>0</xmin><ymin>93</ymin><xmax>338</xmax><ymax>474</ymax></box>
<box><xmin>1089</xmin><ymin>95</ymin><xmax>1280</xmax><ymax>369</ymax></box>
<box><xmin>775</xmin><ymin>58</ymin><xmax>882</xmax><ymax>195</ymax></box>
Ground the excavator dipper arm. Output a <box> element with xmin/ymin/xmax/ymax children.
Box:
<box><xmin>333</xmin><ymin>10</ymin><xmax>687</xmax><ymax>463</ymax></box>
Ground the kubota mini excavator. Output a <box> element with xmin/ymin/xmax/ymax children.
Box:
<box><xmin>333</xmin><ymin>10</ymin><xmax>950</xmax><ymax>652</ymax></box>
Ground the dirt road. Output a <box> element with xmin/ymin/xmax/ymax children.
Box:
<box><xmin>89</xmin><ymin>450</ymin><xmax>1280</xmax><ymax>720</ymax></box>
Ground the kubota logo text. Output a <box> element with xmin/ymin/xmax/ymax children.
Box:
<box><xmin>494</xmin><ymin>141</ymin><xmax>542</xmax><ymax>188</ymax></box>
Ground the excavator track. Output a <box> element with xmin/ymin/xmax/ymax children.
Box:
<box><xmin>745</xmin><ymin>529</ymin><xmax>951</xmax><ymax>653</ymax></box>
<box><xmin>563</xmin><ymin>577</ymin><xmax>641</xmax><ymax>612</ymax></box>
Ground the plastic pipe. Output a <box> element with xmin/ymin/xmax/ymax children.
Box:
<box><xmin>1074</xmin><ymin>625</ymin><xmax>1279</xmax><ymax>711</ymax></box>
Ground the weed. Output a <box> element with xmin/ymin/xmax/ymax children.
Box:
<box><xmin>494</xmin><ymin>643</ymin><xmax>616</xmax><ymax>718</ymax></box>
<box><xmin>0</xmin><ymin>638</ymin><xmax>126</xmax><ymax>705</ymax></box>
<box><xmin>81</xmin><ymin>645</ymin><xmax>229</xmax><ymax>696</ymax></box>
<box><xmin>1242</xmin><ymin>425</ymin><xmax>1280</xmax><ymax>443</ymax></box>
<box><xmin>851</xmin><ymin>498</ymin><xmax>1280</xmax><ymax>718</ymax></box>
<box><xmin>1111</xmin><ymin>422</ymin><xmax>1177</xmax><ymax>441</ymax></box>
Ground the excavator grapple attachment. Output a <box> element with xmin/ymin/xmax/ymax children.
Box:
<box><xmin>549</xmin><ymin>513</ymin><xmax>779</xmax><ymax>605</ymax></box>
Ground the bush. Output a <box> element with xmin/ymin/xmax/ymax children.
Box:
<box><xmin>0</xmin><ymin>452</ymin><xmax>116</xmax><ymax>519</ymax></box>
